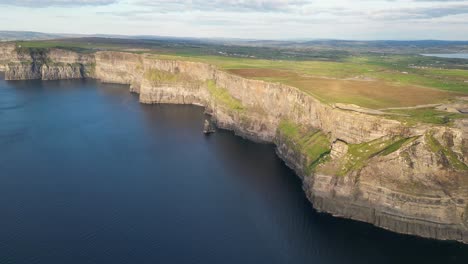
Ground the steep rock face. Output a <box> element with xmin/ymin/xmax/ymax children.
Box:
<box><xmin>213</xmin><ymin>70</ymin><xmax>407</xmax><ymax>144</ymax></box>
<box><xmin>139</xmin><ymin>81</ymin><xmax>207</xmax><ymax>106</ymax></box>
<box><xmin>5</xmin><ymin>63</ymin><xmax>42</xmax><ymax>80</ymax></box>
<box><xmin>95</xmin><ymin>51</ymin><xmax>468</xmax><ymax>243</ymax></box>
<box><xmin>46</xmin><ymin>48</ymin><xmax>94</xmax><ymax>65</ymax></box>
<box><xmin>0</xmin><ymin>43</ymin><xmax>17</xmax><ymax>71</ymax></box>
<box><xmin>96</xmin><ymin>52</ymin><xmax>406</xmax><ymax>143</ymax></box>
<box><xmin>276</xmin><ymin>127</ymin><xmax>468</xmax><ymax>242</ymax></box>
<box><xmin>95</xmin><ymin>52</ymin><xmax>144</xmax><ymax>92</ymax></box>
<box><xmin>455</xmin><ymin>119</ymin><xmax>468</xmax><ymax>164</ymax></box>
<box><xmin>41</xmin><ymin>64</ymin><xmax>84</xmax><ymax>80</ymax></box>
<box><xmin>0</xmin><ymin>44</ymin><xmax>95</xmax><ymax>80</ymax></box>
<box><xmin>2</xmin><ymin>48</ymin><xmax>468</xmax><ymax>243</ymax></box>
<box><xmin>0</xmin><ymin>43</ymin><xmax>29</xmax><ymax>64</ymax></box>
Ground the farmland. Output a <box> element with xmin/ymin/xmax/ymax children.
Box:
<box><xmin>12</xmin><ymin>38</ymin><xmax>468</xmax><ymax>123</ymax></box>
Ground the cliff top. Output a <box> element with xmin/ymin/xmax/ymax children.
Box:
<box><xmin>3</xmin><ymin>39</ymin><xmax>468</xmax><ymax>126</ymax></box>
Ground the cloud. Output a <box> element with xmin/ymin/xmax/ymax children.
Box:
<box><xmin>3</xmin><ymin>0</ymin><xmax>468</xmax><ymax>40</ymax></box>
<box><xmin>368</xmin><ymin>3</ymin><xmax>468</xmax><ymax>20</ymax></box>
<box><xmin>112</xmin><ymin>0</ymin><xmax>468</xmax><ymax>22</ymax></box>
<box><xmin>0</xmin><ymin>0</ymin><xmax>118</xmax><ymax>7</ymax></box>
<box><xmin>132</xmin><ymin>0</ymin><xmax>309</xmax><ymax>12</ymax></box>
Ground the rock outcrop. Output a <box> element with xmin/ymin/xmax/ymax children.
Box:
<box><xmin>0</xmin><ymin>43</ymin><xmax>94</xmax><ymax>80</ymax></box>
<box><xmin>1</xmin><ymin>44</ymin><xmax>467</xmax><ymax>243</ymax></box>
<box><xmin>203</xmin><ymin>119</ymin><xmax>216</xmax><ymax>134</ymax></box>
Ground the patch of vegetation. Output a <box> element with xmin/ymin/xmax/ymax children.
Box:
<box><xmin>385</xmin><ymin>108</ymin><xmax>465</xmax><ymax>126</ymax></box>
<box><xmin>278</xmin><ymin>120</ymin><xmax>331</xmax><ymax>174</ymax></box>
<box><xmin>15</xmin><ymin>44</ymin><xmax>49</xmax><ymax>56</ymax></box>
<box><xmin>83</xmin><ymin>62</ymin><xmax>96</xmax><ymax>77</ymax></box>
<box><xmin>13</xmin><ymin>38</ymin><xmax>468</xmax><ymax>109</ymax></box>
<box><xmin>354</xmin><ymin>54</ymin><xmax>468</xmax><ymax>93</ymax></box>
<box><xmin>426</xmin><ymin>132</ymin><xmax>468</xmax><ymax>171</ymax></box>
<box><xmin>144</xmin><ymin>68</ymin><xmax>192</xmax><ymax>86</ymax></box>
<box><xmin>153</xmin><ymin>53</ymin><xmax>467</xmax><ymax>92</ymax></box>
<box><xmin>16</xmin><ymin>40</ymin><xmax>109</xmax><ymax>54</ymax></box>
<box><xmin>380</xmin><ymin>137</ymin><xmax>419</xmax><ymax>156</ymax></box>
<box><xmin>339</xmin><ymin>136</ymin><xmax>414</xmax><ymax>176</ymax></box>
<box><xmin>206</xmin><ymin>80</ymin><xmax>245</xmax><ymax>111</ymax></box>
<box><xmin>8</xmin><ymin>61</ymin><xmax>33</xmax><ymax>66</ymax></box>
<box><xmin>14</xmin><ymin>44</ymin><xmax>52</xmax><ymax>67</ymax></box>
<box><xmin>153</xmin><ymin>54</ymin><xmax>466</xmax><ymax>109</ymax></box>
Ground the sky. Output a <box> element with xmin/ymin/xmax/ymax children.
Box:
<box><xmin>0</xmin><ymin>0</ymin><xmax>467</xmax><ymax>40</ymax></box>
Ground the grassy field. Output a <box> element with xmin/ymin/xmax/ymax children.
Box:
<box><xmin>278</xmin><ymin>120</ymin><xmax>331</xmax><ymax>174</ymax></box>
<box><xmin>206</xmin><ymin>80</ymin><xmax>245</xmax><ymax>112</ymax></box>
<box><xmin>150</xmin><ymin>53</ymin><xmax>467</xmax><ymax>110</ymax></box>
<box><xmin>385</xmin><ymin>108</ymin><xmax>466</xmax><ymax>125</ymax></box>
<box><xmin>227</xmin><ymin>68</ymin><xmax>454</xmax><ymax>109</ymax></box>
<box><xmin>426</xmin><ymin>132</ymin><xmax>468</xmax><ymax>170</ymax></box>
<box><xmin>13</xmin><ymin>39</ymin><xmax>468</xmax><ymax>122</ymax></box>
<box><xmin>317</xmin><ymin>136</ymin><xmax>418</xmax><ymax>176</ymax></box>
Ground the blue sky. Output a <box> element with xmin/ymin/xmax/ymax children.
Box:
<box><xmin>0</xmin><ymin>0</ymin><xmax>467</xmax><ymax>40</ymax></box>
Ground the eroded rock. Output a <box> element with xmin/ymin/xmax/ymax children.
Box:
<box><xmin>1</xmin><ymin>45</ymin><xmax>467</xmax><ymax>243</ymax></box>
<box><xmin>203</xmin><ymin>119</ymin><xmax>216</xmax><ymax>134</ymax></box>
<box><xmin>330</xmin><ymin>140</ymin><xmax>348</xmax><ymax>159</ymax></box>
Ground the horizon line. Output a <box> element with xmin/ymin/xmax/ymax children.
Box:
<box><xmin>2</xmin><ymin>30</ymin><xmax>468</xmax><ymax>43</ymax></box>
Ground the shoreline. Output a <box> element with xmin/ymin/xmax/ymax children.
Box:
<box><xmin>1</xmin><ymin>47</ymin><xmax>467</xmax><ymax>243</ymax></box>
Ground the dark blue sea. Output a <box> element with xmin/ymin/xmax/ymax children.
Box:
<box><xmin>1</xmin><ymin>74</ymin><xmax>467</xmax><ymax>264</ymax></box>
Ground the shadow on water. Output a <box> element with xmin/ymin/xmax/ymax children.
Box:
<box><xmin>0</xmin><ymin>76</ymin><xmax>468</xmax><ymax>264</ymax></box>
<box><xmin>203</xmin><ymin>129</ymin><xmax>468</xmax><ymax>264</ymax></box>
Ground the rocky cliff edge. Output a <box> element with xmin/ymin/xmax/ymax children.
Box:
<box><xmin>1</xmin><ymin>44</ymin><xmax>467</xmax><ymax>243</ymax></box>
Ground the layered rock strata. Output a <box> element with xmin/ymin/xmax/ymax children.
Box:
<box><xmin>1</xmin><ymin>44</ymin><xmax>467</xmax><ymax>243</ymax></box>
<box><xmin>0</xmin><ymin>43</ymin><xmax>94</xmax><ymax>80</ymax></box>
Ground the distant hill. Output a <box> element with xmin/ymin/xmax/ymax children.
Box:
<box><xmin>3</xmin><ymin>31</ymin><xmax>468</xmax><ymax>55</ymax></box>
<box><xmin>0</xmin><ymin>31</ymin><xmax>69</xmax><ymax>41</ymax></box>
<box><xmin>0</xmin><ymin>30</ymin><xmax>218</xmax><ymax>42</ymax></box>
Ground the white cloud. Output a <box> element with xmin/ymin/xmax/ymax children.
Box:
<box><xmin>133</xmin><ymin>0</ymin><xmax>309</xmax><ymax>12</ymax></box>
<box><xmin>1</xmin><ymin>0</ymin><xmax>468</xmax><ymax>40</ymax></box>
<box><xmin>0</xmin><ymin>0</ymin><xmax>118</xmax><ymax>7</ymax></box>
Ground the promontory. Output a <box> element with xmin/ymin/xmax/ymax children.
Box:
<box><xmin>1</xmin><ymin>43</ymin><xmax>467</xmax><ymax>243</ymax></box>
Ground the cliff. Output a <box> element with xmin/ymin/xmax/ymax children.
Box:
<box><xmin>1</xmin><ymin>45</ymin><xmax>467</xmax><ymax>243</ymax></box>
<box><xmin>0</xmin><ymin>43</ymin><xmax>95</xmax><ymax>80</ymax></box>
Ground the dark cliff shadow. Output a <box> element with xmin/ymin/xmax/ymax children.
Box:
<box><xmin>134</xmin><ymin>98</ymin><xmax>468</xmax><ymax>263</ymax></box>
<box><xmin>204</xmin><ymin>127</ymin><xmax>468</xmax><ymax>263</ymax></box>
<box><xmin>1</xmin><ymin>77</ymin><xmax>467</xmax><ymax>264</ymax></box>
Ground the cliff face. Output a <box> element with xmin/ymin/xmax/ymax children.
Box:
<box><xmin>95</xmin><ymin>52</ymin><xmax>407</xmax><ymax>143</ymax></box>
<box><xmin>0</xmin><ymin>43</ymin><xmax>16</xmax><ymax>71</ymax></box>
<box><xmin>95</xmin><ymin>52</ymin><xmax>142</xmax><ymax>92</ymax></box>
<box><xmin>2</xmin><ymin>47</ymin><xmax>468</xmax><ymax>243</ymax></box>
<box><xmin>304</xmin><ymin>132</ymin><xmax>468</xmax><ymax>242</ymax></box>
<box><xmin>0</xmin><ymin>43</ymin><xmax>95</xmax><ymax>80</ymax></box>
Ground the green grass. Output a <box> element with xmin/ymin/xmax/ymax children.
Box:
<box><xmin>426</xmin><ymin>132</ymin><xmax>468</xmax><ymax>171</ymax></box>
<box><xmin>350</xmin><ymin>54</ymin><xmax>468</xmax><ymax>93</ymax></box>
<box><xmin>83</xmin><ymin>62</ymin><xmax>95</xmax><ymax>77</ymax></box>
<box><xmin>380</xmin><ymin>137</ymin><xmax>419</xmax><ymax>156</ymax></box>
<box><xmin>152</xmin><ymin>53</ymin><xmax>468</xmax><ymax>93</ymax></box>
<box><xmin>144</xmin><ymin>68</ymin><xmax>192</xmax><ymax>86</ymax></box>
<box><xmin>144</xmin><ymin>70</ymin><xmax>246</xmax><ymax>112</ymax></box>
<box><xmin>385</xmin><ymin>108</ymin><xmax>465</xmax><ymax>126</ymax></box>
<box><xmin>278</xmin><ymin>120</ymin><xmax>331</xmax><ymax>174</ymax></box>
<box><xmin>15</xmin><ymin>45</ymin><xmax>49</xmax><ymax>55</ymax></box>
<box><xmin>206</xmin><ymin>80</ymin><xmax>245</xmax><ymax>111</ymax></box>
<box><xmin>16</xmin><ymin>40</ymin><xmax>468</xmax><ymax>93</ymax></box>
<box><xmin>339</xmin><ymin>136</ymin><xmax>415</xmax><ymax>175</ymax></box>
<box><xmin>12</xmin><ymin>39</ymin><xmax>468</xmax><ymax>111</ymax></box>
<box><xmin>16</xmin><ymin>40</ymin><xmax>121</xmax><ymax>53</ymax></box>
<box><xmin>152</xmin><ymin>54</ymin><xmax>375</xmax><ymax>78</ymax></box>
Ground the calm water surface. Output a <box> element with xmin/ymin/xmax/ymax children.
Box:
<box><xmin>0</xmin><ymin>74</ymin><xmax>467</xmax><ymax>264</ymax></box>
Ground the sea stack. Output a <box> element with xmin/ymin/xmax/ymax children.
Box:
<box><xmin>203</xmin><ymin>119</ymin><xmax>215</xmax><ymax>134</ymax></box>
